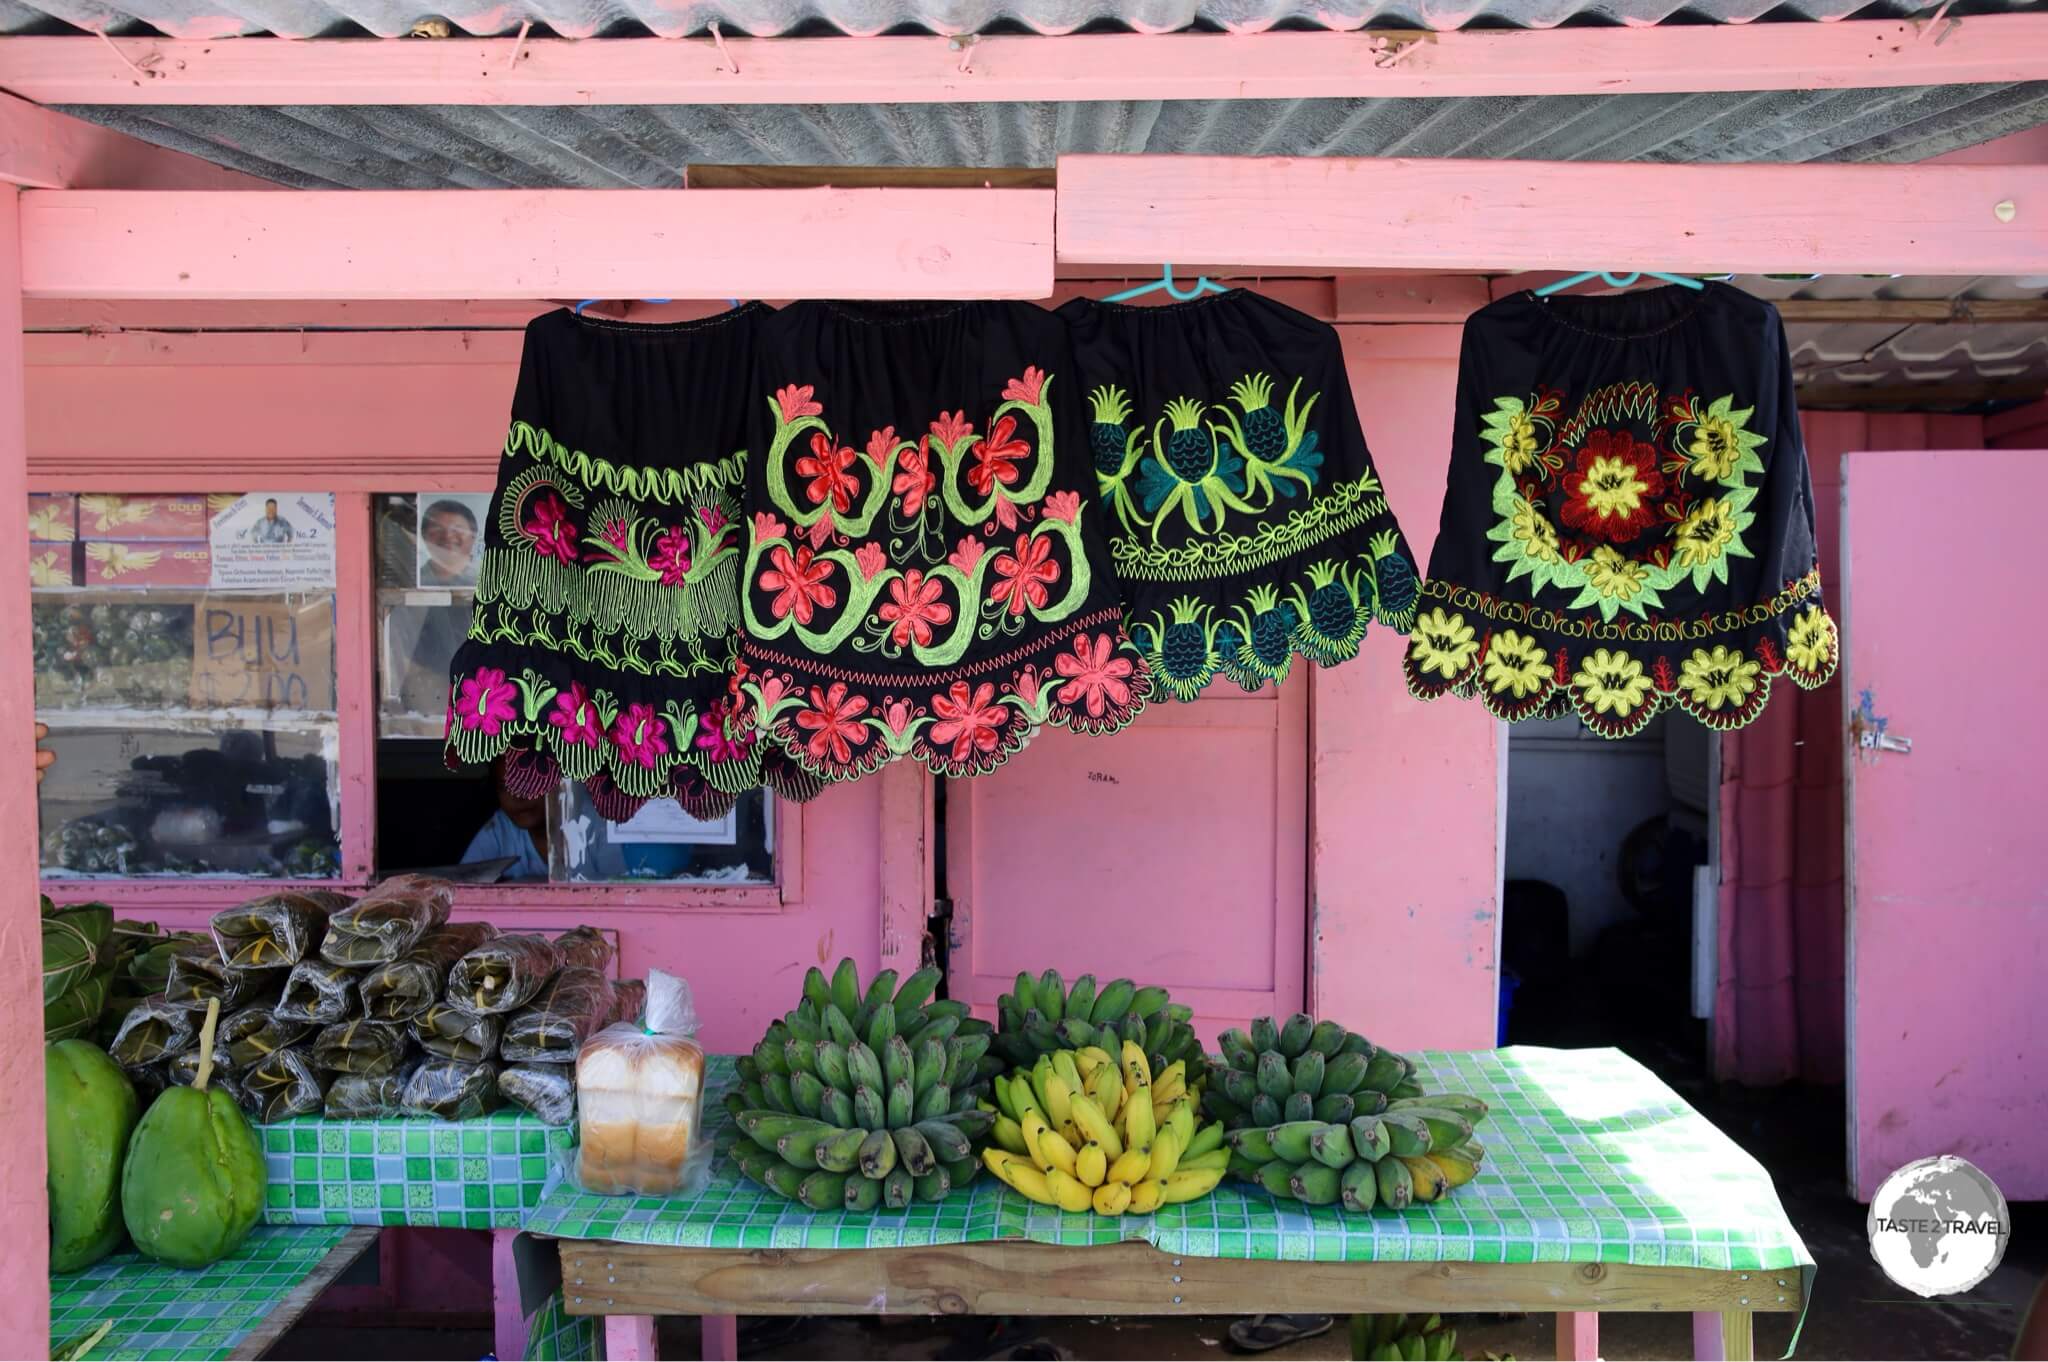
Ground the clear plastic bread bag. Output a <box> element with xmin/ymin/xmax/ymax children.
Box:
<box><xmin>573</xmin><ymin>969</ymin><xmax>709</xmax><ymax>1197</ymax></box>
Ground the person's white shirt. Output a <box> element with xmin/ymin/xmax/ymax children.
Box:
<box><xmin>460</xmin><ymin>808</ymin><xmax>548</xmax><ymax>881</ymax></box>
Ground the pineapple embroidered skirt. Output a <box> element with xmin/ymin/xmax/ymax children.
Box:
<box><xmin>735</xmin><ymin>300</ymin><xmax>1148</xmax><ymax>790</ymax></box>
<box><xmin>1405</xmin><ymin>283</ymin><xmax>1840</xmax><ymax>735</ymax></box>
<box><xmin>445</xmin><ymin>305</ymin><xmax>785</xmax><ymax>821</ymax></box>
<box><xmin>1056</xmin><ymin>291</ymin><xmax>1418</xmax><ymax>700</ymax></box>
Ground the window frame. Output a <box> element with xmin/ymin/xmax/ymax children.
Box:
<box><xmin>32</xmin><ymin>487</ymin><xmax>801</xmax><ymax>912</ymax></box>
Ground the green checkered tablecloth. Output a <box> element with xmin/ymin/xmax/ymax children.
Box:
<box><xmin>526</xmin><ymin>1288</ymin><xmax>603</xmax><ymax>1362</ymax></box>
<box><xmin>259</xmin><ymin>1112</ymin><xmax>574</xmax><ymax>1228</ymax></box>
<box><xmin>523</xmin><ymin>1046</ymin><xmax>1812</xmax><ymax>1273</ymax></box>
<box><xmin>50</xmin><ymin>1225</ymin><xmax>353</xmax><ymax>1362</ymax></box>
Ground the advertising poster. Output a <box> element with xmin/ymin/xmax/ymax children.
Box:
<box><xmin>209</xmin><ymin>493</ymin><xmax>338</xmax><ymax>591</ymax></box>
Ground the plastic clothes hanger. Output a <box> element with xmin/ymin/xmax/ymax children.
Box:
<box><xmin>574</xmin><ymin>297</ymin><xmax>675</xmax><ymax>314</ymax></box>
<box><xmin>1103</xmin><ymin>264</ymin><xmax>1229</xmax><ymax>304</ymax></box>
<box><xmin>1534</xmin><ymin>270</ymin><xmax>1704</xmax><ymax>297</ymax></box>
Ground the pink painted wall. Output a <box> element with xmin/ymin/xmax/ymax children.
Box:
<box><xmin>1713</xmin><ymin>410</ymin><xmax>1983</xmax><ymax>1088</ymax></box>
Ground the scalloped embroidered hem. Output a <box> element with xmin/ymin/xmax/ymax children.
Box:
<box><xmin>1123</xmin><ymin>545</ymin><xmax>1420</xmax><ymax>702</ymax></box>
<box><xmin>1401</xmin><ymin>581</ymin><xmax>1839</xmax><ymax>736</ymax></box>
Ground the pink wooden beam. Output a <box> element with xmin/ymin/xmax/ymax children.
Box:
<box><xmin>0</xmin><ymin>188</ymin><xmax>51</xmax><ymax>1361</ymax></box>
<box><xmin>603</xmin><ymin>1315</ymin><xmax>659</xmax><ymax>1360</ymax></box>
<box><xmin>6</xmin><ymin>15</ymin><xmax>2048</xmax><ymax>104</ymax></box>
<box><xmin>1556</xmin><ymin>1311</ymin><xmax>1599</xmax><ymax>1361</ymax></box>
<box><xmin>0</xmin><ymin>91</ymin><xmax>278</xmax><ymax>191</ymax></box>
<box><xmin>1056</xmin><ymin>155</ymin><xmax>2048</xmax><ymax>277</ymax></box>
<box><xmin>18</xmin><ymin>187</ymin><xmax>1053</xmax><ymax>300</ymax></box>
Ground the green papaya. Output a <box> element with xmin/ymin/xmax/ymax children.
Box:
<box><xmin>47</xmin><ymin>1040</ymin><xmax>140</xmax><ymax>1272</ymax></box>
<box><xmin>121</xmin><ymin>1000</ymin><xmax>266</xmax><ymax>1268</ymax></box>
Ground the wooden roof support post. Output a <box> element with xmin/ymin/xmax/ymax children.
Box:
<box><xmin>0</xmin><ymin>186</ymin><xmax>51</xmax><ymax>1360</ymax></box>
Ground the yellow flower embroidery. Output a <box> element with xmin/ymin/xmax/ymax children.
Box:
<box><xmin>1580</xmin><ymin>454</ymin><xmax>1651</xmax><ymax>520</ymax></box>
<box><xmin>1573</xmin><ymin>648</ymin><xmax>1653</xmax><ymax>717</ymax></box>
<box><xmin>1584</xmin><ymin>545</ymin><xmax>1648</xmax><ymax>602</ymax></box>
<box><xmin>1500</xmin><ymin>411</ymin><xmax>1540</xmax><ymax>474</ymax></box>
<box><xmin>1410</xmin><ymin>608</ymin><xmax>1480</xmax><ymax>680</ymax></box>
<box><xmin>1482</xmin><ymin>629</ymin><xmax>1549</xmax><ymax>700</ymax></box>
<box><xmin>1786</xmin><ymin>606</ymin><xmax>1837</xmax><ymax>674</ymax></box>
<box><xmin>1510</xmin><ymin>499</ymin><xmax>1561</xmax><ymax>564</ymax></box>
<box><xmin>1673</xmin><ymin>498</ymin><xmax>1737</xmax><ymax>570</ymax></box>
<box><xmin>1687</xmin><ymin>396</ymin><xmax>1764</xmax><ymax>482</ymax></box>
<box><xmin>1679</xmin><ymin>644</ymin><xmax>1761</xmax><ymax>711</ymax></box>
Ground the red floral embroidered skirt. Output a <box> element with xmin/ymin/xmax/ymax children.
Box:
<box><xmin>444</xmin><ymin>306</ymin><xmax>791</xmax><ymax>820</ymax></box>
<box><xmin>735</xmin><ymin>301</ymin><xmax>1150</xmax><ymax>793</ymax></box>
<box><xmin>1406</xmin><ymin>283</ymin><xmax>1839</xmax><ymax>736</ymax></box>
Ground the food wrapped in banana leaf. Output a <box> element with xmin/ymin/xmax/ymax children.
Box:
<box><xmin>447</xmin><ymin>934</ymin><xmax>560</xmax><ymax>1015</ymax></box>
<box><xmin>552</xmin><ymin>926</ymin><xmax>614</xmax><ymax>975</ymax></box>
<box><xmin>498</xmin><ymin>1062</ymin><xmax>576</xmax><ymax>1127</ymax></box>
<box><xmin>164</xmin><ymin>939</ymin><xmax>283</xmax><ymax>1013</ymax></box>
<box><xmin>210</xmin><ymin>890</ymin><xmax>351</xmax><ymax>970</ymax></box>
<box><xmin>243</xmin><ymin>1045</ymin><xmax>327</xmax><ymax>1123</ymax></box>
<box><xmin>325</xmin><ymin>1061</ymin><xmax>420</xmax><ymax>1119</ymax></box>
<box><xmin>109</xmin><ymin>994</ymin><xmax>196</xmax><ymax>1067</ymax></box>
<box><xmin>312</xmin><ymin>1018</ymin><xmax>411</xmax><ymax>1076</ymax></box>
<box><xmin>46</xmin><ymin>970</ymin><xmax>111</xmax><ymax>1043</ymax></box>
<box><xmin>501</xmin><ymin>968</ymin><xmax>613</xmax><ymax>1064</ymax></box>
<box><xmin>43</xmin><ymin>897</ymin><xmax>112</xmax><ymax>1003</ymax></box>
<box><xmin>609</xmin><ymin>979</ymin><xmax>647</xmax><ymax>1026</ymax></box>
<box><xmin>220</xmin><ymin>1003</ymin><xmax>314</xmax><ymax>1069</ymax></box>
<box><xmin>165</xmin><ymin>1043</ymin><xmax>234</xmax><ymax>1085</ymax></box>
<box><xmin>274</xmin><ymin>958</ymin><xmax>361</xmax><ymax>1025</ymax></box>
<box><xmin>359</xmin><ymin>922</ymin><xmax>496</xmax><ymax>1022</ymax></box>
<box><xmin>401</xmin><ymin>1058</ymin><xmax>502</xmax><ymax>1121</ymax></box>
<box><xmin>411</xmin><ymin>1003</ymin><xmax>500</xmax><ymax>1062</ymax></box>
<box><xmin>121</xmin><ymin>1061</ymin><xmax>168</xmax><ymax>1106</ymax></box>
<box><xmin>320</xmin><ymin>875</ymin><xmax>454</xmax><ymax>967</ymax></box>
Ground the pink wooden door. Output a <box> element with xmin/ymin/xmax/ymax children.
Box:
<box><xmin>947</xmin><ymin>678</ymin><xmax>1307</xmax><ymax>1045</ymax></box>
<box><xmin>1844</xmin><ymin>448</ymin><xmax>2047</xmax><ymax>1201</ymax></box>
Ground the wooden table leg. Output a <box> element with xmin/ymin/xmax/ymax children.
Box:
<box><xmin>701</xmin><ymin>1314</ymin><xmax>740</xmax><ymax>1361</ymax></box>
<box><xmin>1555</xmin><ymin>1311</ymin><xmax>1599</xmax><ymax>1360</ymax></box>
<box><xmin>490</xmin><ymin>1228</ymin><xmax>525</xmax><ymax>1362</ymax></box>
<box><xmin>605</xmin><ymin>1315</ymin><xmax>660</xmax><ymax>1360</ymax></box>
<box><xmin>1717</xmin><ymin>1309</ymin><xmax>1754</xmax><ymax>1361</ymax></box>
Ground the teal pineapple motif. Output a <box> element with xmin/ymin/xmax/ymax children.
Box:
<box><xmin>1243</xmin><ymin>583</ymin><xmax>1299</xmax><ymax>674</ymax></box>
<box><xmin>1291</xmin><ymin>559</ymin><xmax>1370</xmax><ymax>667</ymax></box>
<box><xmin>1142</xmin><ymin>596</ymin><xmax>1222</xmax><ymax>702</ymax></box>
<box><xmin>1229</xmin><ymin>374</ymin><xmax>1288</xmax><ymax>462</ymax></box>
<box><xmin>1161</xmin><ymin>396</ymin><xmax>1217</xmax><ymax>482</ymax></box>
<box><xmin>1370</xmin><ymin>528</ymin><xmax>1418</xmax><ymax>628</ymax></box>
<box><xmin>1088</xmin><ymin>384</ymin><xmax>1135</xmax><ymax>478</ymax></box>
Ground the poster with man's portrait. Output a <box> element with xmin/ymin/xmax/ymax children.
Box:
<box><xmin>415</xmin><ymin>493</ymin><xmax>490</xmax><ymax>590</ymax></box>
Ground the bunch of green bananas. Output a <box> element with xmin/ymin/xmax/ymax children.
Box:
<box><xmin>992</xmin><ymin>970</ymin><xmax>1206</xmax><ymax>1095</ymax></box>
<box><xmin>727</xmin><ymin>958</ymin><xmax>1000</xmax><ymax>1211</ymax></box>
<box><xmin>1352</xmin><ymin>1314</ymin><xmax>1465</xmax><ymax>1362</ymax></box>
<box><xmin>1206</xmin><ymin>1013</ymin><xmax>1490</xmax><ymax>1211</ymax></box>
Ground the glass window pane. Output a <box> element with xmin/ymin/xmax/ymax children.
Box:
<box><xmin>555</xmin><ymin>785</ymin><xmax>774</xmax><ymax>884</ymax></box>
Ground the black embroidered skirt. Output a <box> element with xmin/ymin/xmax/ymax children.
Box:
<box><xmin>735</xmin><ymin>300</ymin><xmax>1148</xmax><ymax>791</ymax></box>
<box><xmin>1057</xmin><ymin>291</ymin><xmax>1418</xmax><ymax>700</ymax></box>
<box><xmin>1406</xmin><ymin>283</ymin><xmax>1839</xmax><ymax>735</ymax></box>
<box><xmin>445</xmin><ymin>306</ymin><xmax>771</xmax><ymax>820</ymax></box>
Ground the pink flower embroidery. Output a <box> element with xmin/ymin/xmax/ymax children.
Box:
<box><xmin>698</xmin><ymin>504</ymin><xmax>729</xmax><ymax>536</ymax></box>
<box><xmin>989</xmin><ymin>533</ymin><xmax>1060</xmax><ymax>617</ymax></box>
<box><xmin>797</xmin><ymin>431</ymin><xmax>860</xmax><ymax>513</ymax></box>
<box><xmin>806</xmin><ymin>506</ymin><xmax>837</xmax><ymax>550</ymax></box>
<box><xmin>1015</xmin><ymin>666</ymin><xmax>1041</xmax><ymax>708</ymax></box>
<box><xmin>524</xmin><ymin>493</ymin><xmax>580</xmax><ymax>564</ymax></box>
<box><xmin>1002</xmin><ymin>367</ymin><xmax>1046</xmax><ymax>405</ymax></box>
<box><xmin>968</xmin><ymin>415</ymin><xmax>1030</xmax><ymax>498</ymax></box>
<box><xmin>853</xmin><ymin>542</ymin><xmax>887</xmax><ymax>582</ymax></box>
<box><xmin>894</xmin><ymin>439</ymin><xmax>937</xmax><ymax>517</ymax></box>
<box><xmin>694</xmin><ymin>697</ymin><xmax>755</xmax><ymax>763</ymax></box>
<box><xmin>609</xmin><ymin>703</ymin><xmax>669</xmax><ymax>769</ymax></box>
<box><xmin>776</xmin><ymin>384</ymin><xmax>822</xmax><ymax>422</ymax></box>
<box><xmin>947</xmin><ymin>536</ymin><xmax>985</xmax><ymax>576</ymax></box>
<box><xmin>881</xmin><ymin>698</ymin><xmax>916</xmax><ymax>737</ymax></box>
<box><xmin>649</xmin><ymin>526</ymin><xmax>692</xmax><ymax>586</ymax></box>
<box><xmin>547</xmin><ymin>681</ymin><xmax>604</xmax><ymax>747</ymax></box>
<box><xmin>753</xmin><ymin>672</ymin><xmax>793</xmax><ymax>714</ymax></box>
<box><xmin>1042</xmin><ymin>489</ymin><xmax>1082</xmax><ymax>525</ymax></box>
<box><xmin>866</xmin><ymin>427</ymin><xmax>900</xmax><ymax>474</ymax></box>
<box><xmin>930</xmin><ymin>410</ymin><xmax>974</xmax><ymax>449</ymax></box>
<box><xmin>796</xmin><ymin>683</ymin><xmax>872</xmax><ymax>766</ymax></box>
<box><xmin>929</xmin><ymin>681</ymin><xmax>1006</xmax><ymax>764</ymax></box>
<box><xmin>1053</xmin><ymin>633</ymin><xmax>1136</xmax><ymax>719</ymax></box>
<box><xmin>752</xmin><ymin>510</ymin><xmax>788</xmax><ymax>546</ymax></box>
<box><xmin>878</xmin><ymin>569</ymin><xmax>952</xmax><ymax>648</ymax></box>
<box><xmin>760</xmin><ymin>545</ymin><xmax>837</xmax><ymax>625</ymax></box>
<box><xmin>455</xmin><ymin>667</ymin><xmax>518</xmax><ymax>735</ymax></box>
<box><xmin>599</xmin><ymin>518</ymin><xmax>630</xmax><ymax>553</ymax></box>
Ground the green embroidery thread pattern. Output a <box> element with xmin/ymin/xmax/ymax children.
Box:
<box><xmin>504</xmin><ymin>419</ymin><xmax>744</xmax><ymax>506</ymax></box>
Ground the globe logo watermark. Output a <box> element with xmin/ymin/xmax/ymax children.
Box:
<box><xmin>1867</xmin><ymin>1155</ymin><xmax>2011</xmax><ymax>1298</ymax></box>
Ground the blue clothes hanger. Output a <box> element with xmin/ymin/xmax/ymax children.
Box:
<box><xmin>1534</xmin><ymin>270</ymin><xmax>1705</xmax><ymax>297</ymax></box>
<box><xmin>574</xmin><ymin>297</ymin><xmax>676</xmax><ymax>314</ymax></box>
<box><xmin>1103</xmin><ymin>264</ymin><xmax>1229</xmax><ymax>304</ymax></box>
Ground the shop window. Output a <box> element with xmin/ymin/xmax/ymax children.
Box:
<box><xmin>32</xmin><ymin>493</ymin><xmax>342</xmax><ymax>879</ymax></box>
<box><xmin>372</xmin><ymin>493</ymin><xmax>775</xmax><ymax>886</ymax></box>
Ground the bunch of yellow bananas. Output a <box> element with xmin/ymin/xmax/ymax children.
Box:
<box><xmin>980</xmin><ymin>1040</ymin><xmax>1226</xmax><ymax>1215</ymax></box>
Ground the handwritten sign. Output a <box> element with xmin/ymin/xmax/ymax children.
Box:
<box><xmin>188</xmin><ymin>597</ymin><xmax>336</xmax><ymax>711</ymax></box>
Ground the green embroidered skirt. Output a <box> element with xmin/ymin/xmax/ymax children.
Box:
<box><xmin>736</xmin><ymin>301</ymin><xmax>1149</xmax><ymax>791</ymax></box>
<box><xmin>445</xmin><ymin>306</ymin><xmax>789</xmax><ymax>820</ymax></box>
<box><xmin>1056</xmin><ymin>291</ymin><xmax>1419</xmax><ymax>700</ymax></box>
<box><xmin>1405</xmin><ymin>283</ymin><xmax>1839</xmax><ymax>735</ymax></box>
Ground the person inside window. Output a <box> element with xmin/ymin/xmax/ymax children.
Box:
<box><xmin>419</xmin><ymin>498</ymin><xmax>481</xmax><ymax>589</ymax></box>
<box><xmin>249</xmin><ymin>497</ymin><xmax>295</xmax><ymax>545</ymax></box>
<box><xmin>461</xmin><ymin>755</ymin><xmax>548</xmax><ymax>881</ymax></box>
